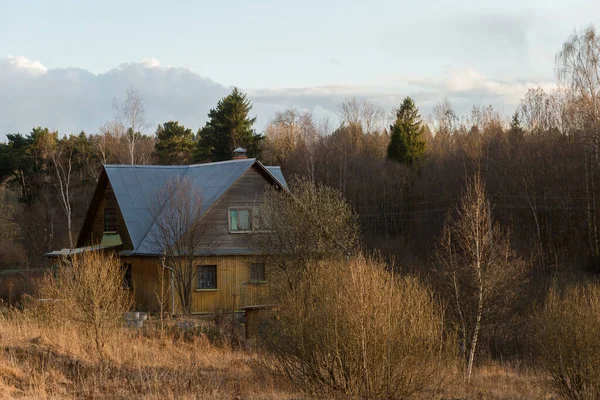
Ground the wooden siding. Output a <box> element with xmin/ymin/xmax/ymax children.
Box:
<box><xmin>191</xmin><ymin>255</ymin><xmax>268</xmax><ymax>313</ymax></box>
<box><xmin>127</xmin><ymin>257</ymin><xmax>162</xmax><ymax>312</ymax></box>
<box><xmin>126</xmin><ymin>255</ymin><xmax>268</xmax><ymax>313</ymax></box>
<box><xmin>81</xmin><ymin>180</ymin><xmax>133</xmax><ymax>250</ymax></box>
<box><xmin>200</xmin><ymin>164</ymin><xmax>272</xmax><ymax>252</ymax></box>
<box><xmin>77</xmin><ymin>162</ymin><xmax>280</xmax><ymax>314</ymax></box>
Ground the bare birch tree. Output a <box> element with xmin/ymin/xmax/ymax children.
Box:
<box><xmin>92</xmin><ymin>122</ymin><xmax>126</xmax><ymax>165</ymax></box>
<box><xmin>437</xmin><ymin>173</ymin><xmax>527</xmax><ymax>383</ymax></box>
<box><xmin>432</xmin><ymin>98</ymin><xmax>459</xmax><ymax>137</ymax></box>
<box><xmin>340</xmin><ymin>97</ymin><xmax>387</xmax><ymax>134</ymax></box>
<box><xmin>50</xmin><ymin>137</ymin><xmax>75</xmax><ymax>248</ymax></box>
<box><xmin>149</xmin><ymin>177</ymin><xmax>216</xmax><ymax>314</ymax></box>
<box><xmin>556</xmin><ymin>25</ymin><xmax>600</xmax><ymax>161</ymax></box>
<box><xmin>113</xmin><ymin>87</ymin><xmax>149</xmax><ymax>165</ymax></box>
<box><xmin>35</xmin><ymin>130</ymin><xmax>76</xmax><ymax>248</ymax></box>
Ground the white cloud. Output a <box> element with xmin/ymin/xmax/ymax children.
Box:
<box><xmin>4</xmin><ymin>55</ymin><xmax>47</xmax><ymax>74</ymax></box>
<box><xmin>407</xmin><ymin>67</ymin><xmax>556</xmax><ymax>109</ymax></box>
<box><xmin>140</xmin><ymin>57</ymin><xmax>161</xmax><ymax>69</ymax></box>
<box><xmin>0</xmin><ymin>57</ymin><xmax>553</xmax><ymax>140</ymax></box>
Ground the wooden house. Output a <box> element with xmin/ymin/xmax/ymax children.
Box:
<box><xmin>46</xmin><ymin>155</ymin><xmax>287</xmax><ymax>314</ymax></box>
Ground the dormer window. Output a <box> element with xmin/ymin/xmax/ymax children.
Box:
<box><xmin>104</xmin><ymin>207</ymin><xmax>117</xmax><ymax>232</ymax></box>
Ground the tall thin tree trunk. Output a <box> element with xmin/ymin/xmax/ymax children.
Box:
<box><xmin>466</xmin><ymin>270</ymin><xmax>483</xmax><ymax>384</ymax></box>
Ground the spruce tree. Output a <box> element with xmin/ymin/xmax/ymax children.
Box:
<box><xmin>387</xmin><ymin>97</ymin><xmax>426</xmax><ymax>166</ymax></box>
<box><xmin>196</xmin><ymin>88</ymin><xmax>262</xmax><ymax>162</ymax></box>
<box><xmin>155</xmin><ymin>121</ymin><xmax>195</xmax><ymax>165</ymax></box>
<box><xmin>509</xmin><ymin>111</ymin><xmax>524</xmax><ymax>134</ymax></box>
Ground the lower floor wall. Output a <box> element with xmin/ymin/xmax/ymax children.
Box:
<box><xmin>125</xmin><ymin>255</ymin><xmax>269</xmax><ymax>314</ymax></box>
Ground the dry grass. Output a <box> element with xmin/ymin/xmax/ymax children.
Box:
<box><xmin>429</xmin><ymin>363</ymin><xmax>556</xmax><ymax>400</ymax></box>
<box><xmin>0</xmin><ymin>309</ymin><xmax>298</xmax><ymax>399</ymax></box>
<box><xmin>0</xmin><ymin>308</ymin><xmax>560</xmax><ymax>399</ymax></box>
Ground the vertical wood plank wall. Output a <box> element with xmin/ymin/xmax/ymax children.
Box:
<box><xmin>128</xmin><ymin>255</ymin><xmax>268</xmax><ymax>314</ymax></box>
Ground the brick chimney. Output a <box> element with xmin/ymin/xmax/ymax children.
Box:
<box><xmin>233</xmin><ymin>147</ymin><xmax>247</xmax><ymax>159</ymax></box>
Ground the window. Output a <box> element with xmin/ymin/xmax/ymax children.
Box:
<box><xmin>104</xmin><ymin>207</ymin><xmax>117</xmax><ymax>232</ymax></box>
<box><xmin>122</xmin><ymin>263</ymin><xmax>133</xmax><ymax>289</ymax></box>
<box><xmin>250</xmin><ymin>263</ymin><xmax>265</xmax><ymax>282</ymax></box>
<box><xmin>197</xmin><ymin>265</ymin><xmax>217</xmax><ymax>290</ymax></box>
<box><xmin>229</xmin><ymin>208</ymin><xmax>251</xmax><ymax>232</ymax></box>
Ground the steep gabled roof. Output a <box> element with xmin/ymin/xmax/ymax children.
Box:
<box><xmin>101</xmin><ymin>159</ymin><xmax>286</xmax><ymax>254</ymax></box>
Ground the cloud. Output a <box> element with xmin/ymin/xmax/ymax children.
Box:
<box><xmin>140</xmin><ymin>57</ymin><xmax>161</xmax><ymax>69</ymax></box>
<box><xmin>406</xmin><ymin>67</ymin><xmax>556</xmax><ymax>111</ymax></box>
<box><xmin>0</xmin><ymin>57</ymin><xmax>553</xmax><ymax>141</ymax></box>
<box><xmin>3</xmin><ymin>55</ymin><xmax>47</xmax><ymax>74</ymax></box>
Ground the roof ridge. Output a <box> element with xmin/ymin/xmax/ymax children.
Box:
<box><xmin>187</xmin><ymin>158</ymin><xmax>256</xmax><ymax>167</ymax></box>
<box><xmin>104</xmin><ymin>159</ymin><xmax>256</xmax><ymax>169</ymax></box>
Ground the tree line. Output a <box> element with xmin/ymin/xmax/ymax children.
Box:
<box><xmin>2</xmin><ymin>23</ymin><xmax>600</xmax><ymax>398</ymax></box>
<box><xmin>2</xmin><ymin>25</ymin><xmax>600</xmax><ymax>281</ymax></box>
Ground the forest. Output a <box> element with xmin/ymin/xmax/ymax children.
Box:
<box><xmin>1</xmin><ymin>24</ymin><xmax>600</xmax><ymax>399</ymax></box>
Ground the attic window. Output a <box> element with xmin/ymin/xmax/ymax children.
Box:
<box><xmin>229</xmin><ymin>208</ymin><xmax>251</xmax><ymax>232</ymax></box>
<box><xmin>104</xmin><ymin>207</ymin><xmax>117</xmax><ymax>232</ymax></box>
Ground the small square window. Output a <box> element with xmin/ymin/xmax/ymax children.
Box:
<box><xmin>104</xmin><ymin>207</ymin><xmax>117</xmax><ymax>232</ymax></box>
<box><xmin>197</xmin><ymin>265</ymin><xmax>217</xmax><ymax>290</ymax></box>
<box><xmin>229</xmin><ymin>208</ymin><xmax>252</xmax><ymax>231</ymax></box>
<box><xmin>250</xmin><ymin>263</ymin><xmax>265</xmax><ymax>282</ymax></box>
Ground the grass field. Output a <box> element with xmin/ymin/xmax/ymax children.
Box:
<box><xmin>0</xmin><ymin>307</ymin><xmax>558</xmax><ymax>399</ymax></box>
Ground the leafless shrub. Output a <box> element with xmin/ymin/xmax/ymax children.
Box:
<box><xmin>252</xmin><ymin>177</ymin><xmax>360</xmax><ymax>296</ymax></box>
<box><xmin>533</xmin><ymin>282</ymin><xmax>600</xmax><ymax>400</ymax></box>
<box><xmin>37</xmin><ymin>251</ymin><xmax>133</xmax><ymax>359</ymax></box>
<box><xmin>257</xmin><ymin>254</ymin><xmax>456</xmax><ymax>399</ymax></box>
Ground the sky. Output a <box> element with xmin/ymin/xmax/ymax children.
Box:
<box><xmin>1</xmin><ymin>0</ymin><xmax>600</xmax><ymax>139</ymax></box>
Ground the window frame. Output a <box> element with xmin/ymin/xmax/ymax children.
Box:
<box><xmin>228</xmin><ymin>207</ymin><xmax>253</xmax><ymax>233</ymax></box>
<box><xmin>196</xmin><ymin>265</ymin><xmax>218</xmax><ymax>291</ymax></box>
<box><xmin>249</xmin><ymin>263</ymin><xmax>266</xmax><ymax>283</ymax></box>
<box><xmin>104</xmin><ymin>207</ymin><xmax>118</xmax><ymax>232</ymax></box>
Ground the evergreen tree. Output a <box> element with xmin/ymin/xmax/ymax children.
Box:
<box><xmin>509</xmin><ymin>111</ymin><xmax>524</xmax><ymax>134</ymax></box>
<box><xmin>155</xmin><ymin>121</ymin><xmax>196</xmax><ymax>165</ymax></box>
<box><xmin>387</xmin><ymin>97</ymin><xmax>426</xmax><ymax>166</ymax></box>
<box><xmin>196</xmin><ymin>88</ymin><xmax>262</xmax><ymax>162</ymax></box>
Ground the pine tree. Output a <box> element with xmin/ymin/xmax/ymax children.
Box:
<box><xmin>196</xmin><ymin>88</ymin><xmax>262</xmax><ymax>162</ymax></box>
<box><xmin>154</xmin><ymin>121</ymin><xmax>196</xmax><ymax>165</ymax></box>
<box><xmin>387</xmin><ymin>97</ymin><xmax>426</xmax><ymax>166</ymax></box>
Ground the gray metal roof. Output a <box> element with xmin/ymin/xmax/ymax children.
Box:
<box><xmin>104</xmin><ymin>159</ymin><xmax>286</xmax><ymax>255</ymax></box>
<box><xmin>265</xmin><ymin>166</ymin><xmax>287</xmax><ymax>188</ymax></box>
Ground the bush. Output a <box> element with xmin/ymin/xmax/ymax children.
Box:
<box><xmin>258</xmin><ymin>254</ymin><xmax>455</xmax><ymax>399</ymax></box>
<box><xmin>533</xmin><ymin>282</ymin><xmax>600</xmax><ymax>399</ymax></box>
<box><xmin>37</xmin><ymin>251</ymin><xmax>133</xmax><ymax>359</ymax></box>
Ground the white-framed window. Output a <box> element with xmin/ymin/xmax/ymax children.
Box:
<box><xmin>250</xmin><ymin>263</ymin><xmax>266</xmax><ymax>283</ymax></box>
<box><xmin>197</xmin><ymin>265</ymin><xmax>217</xmax><ymax>290</ymax></box>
